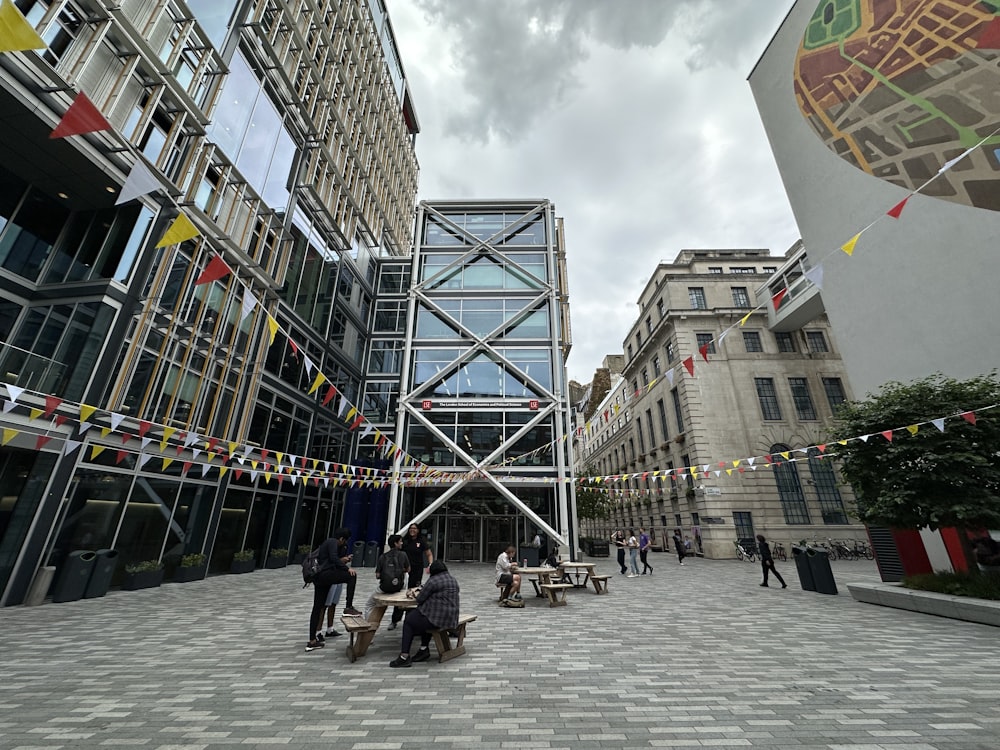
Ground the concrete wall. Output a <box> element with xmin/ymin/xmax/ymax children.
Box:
<box><xmin>749</xmin><ymin>0</ymin><xmax>1000</xmax><ymax>397</ymax></box>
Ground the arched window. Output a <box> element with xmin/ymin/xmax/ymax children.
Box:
<box><xmin>771</xmin><ymin>443</ymin><xmax>810</xmax><ymax>524</ymax></box>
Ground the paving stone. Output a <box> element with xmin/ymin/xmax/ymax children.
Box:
<box><xmin>1</xmin><ymin>557</ymin><xmax>998</xmax><ymax>748</ymax></box>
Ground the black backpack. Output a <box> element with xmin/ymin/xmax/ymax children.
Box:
<box><xmin>301</xmin><ymin>548</ymin><xmax>321</xmax><ymax>587</ymax></box>
<box><xmin>379</xmin><ymin>550</ymin><xmax>405</xmax><ymax>593</ymax></box>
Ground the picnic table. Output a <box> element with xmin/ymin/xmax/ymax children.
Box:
<box><xmin>516</xmin><ymin>566</ymin><xmax>572</xmax><ymax>607</ymax></box>
<box><xmin>559</xmin><ymin>561</ymin><xmax>610</xmax><ymax>594</ymax></box>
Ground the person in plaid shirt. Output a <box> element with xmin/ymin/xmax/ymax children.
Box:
<box><xmin>389</xmin><ymin>560</ymin><xmax>460</xmax><ymax>668</ymax></box>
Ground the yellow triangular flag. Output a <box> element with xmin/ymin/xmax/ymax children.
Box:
<box><xmin>101</xmin><ymin>427</ymin><xmax>112</xmax><ymax>438</ymax></box>
<box><xmin>780</xmin><ymin>451</ymin><xmax>791</xmax><ymax>460</ymax></box>
<box><xmin>1</xmin><ymin>427</ymin><xmax>17</xmax><ymax>446</ymax></box>
<box><xmin>732</xmin><ymin>460</ymin><xmax>741</xmax><ymax>468</ymax></box>
<box><xmin>251</xmin><ymin>460</ymin><xmax>258</xmax><ymax>470</ymax></box>
<box><xmin>162</xmin><ymin>457</ymin><xmax>174</xmax><ymax>470</ymax></box>
<box><xmin>29</xmin><ymin>408</ymin><xmax>42</xmax><ymax>420</ymax></box>
<box><xmin>160</xmin><ymin>426</ymin><xmax>177</xmax><ymax>452</ymax></box>
<box><xmin>155</xmin><ymin>213</ymin><xmax>200</xmax><ymax>248</ymax></box>
<box><xmin>219</xmin><ymin>466</ymin><xmax>229</xmax><ymax>479</ymax></box>
<box><xmin>739</xmin><ymin>311</ymin><xmax>753</xmax><ymax>327</ymax></box>
<box><xmin>346</xmin><ymin>406</ymin><xmax>358</xmax><ymax>422</ymax></box>
<box><xmin>838</xmin><ymin>439</ymin><xmax>848</xmax><ymax>445</ymax></box>
<box><xmin>80</xmin><ymin>404</ymin><xmax>97</xmax><ymax>422</ymax></box>
<box><xmin>308</xmin><ymin>371</ymin><xmax>327</xmax><ymax>395</ymax></box>
<box><xmin>228</xmin><ymin>442</ymin><xmax>238</xmax><ymax>456</ymax></box>
<box><xmin>91</xmin><ymin>445</ymin><xmax>106</xmax><ymax>459</ymax></box>
<box><xmin>726</xmin><ymin>469</ymin><xmax>733</xmax><ymax>476</ymax></box>
<box><xmin>275</xmin><ymin>451</ymin><xmax>284</xmax><ymax>465</ymax></box>
<box><xmin>264</xmin><ymin>471</ymin><xmax>272</xmax><ymax>484</ymax></box>
<box><xmin>0</xmin><ymin>0</ymin><xmax>46</xmax><ymax>53</ymax></box>
<box><xmin>906</xmin><ymin>424</ymin><xmax>919</xmax><ymax>436</ymax></box>
<box><xmin>266</xmin><ymin>315</ymin><xmax>279</xmax><ymax>345</ymax></box>
<box><xmin>841</xmin><ymin>233</ymin><xmax>860</xmax><ymax>256</ymax></box>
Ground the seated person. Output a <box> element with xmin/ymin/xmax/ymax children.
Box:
<box><xmin>362</xmin><ymin>533</ymin><xmax>410</xmax><ymax>621</ymax></box>
<box><xmin>543</xmin><ymin>545</ymin><xmax>571</xmax><ymax>583</ymax></box>
<box><xmin>389</xmin><ymin>560</ymin><xmax>460</xmax><ymax>668</ymax></box>
<box><xmin>495</xmin><ymin>543</ymin><xmax>522</xmax><ymax>602</ymax></box>
<box><xmin>972</xmin><ymin>535</ymin><xmax>1000</xmax><ymax>567</ymax></box>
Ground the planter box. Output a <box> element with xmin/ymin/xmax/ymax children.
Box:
<box><xmin>230</xmin><ymin>559</ymin><xmax>255</xmax><ymax>574</ymax></box>
<box><xmin>122</xmin><ymin>568</ymin><xmax>164</xmax><ymax>591</ymax></box>
<box><xmin>265</xmin><ymin>556</ymin><xmax>287</xmax><ymax>569</ymax></box>
<box><xmin>174</xmin><ymin>564</ymin><xmax>206</xmax><ymax>583</ymax></box>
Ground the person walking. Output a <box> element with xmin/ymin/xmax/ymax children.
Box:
<box><xmin>627</xmin><ymin>529</ymin><xmax>640</xmax><ymax>577</ymax></box>
<box><xmin>613</xmin><ymin>529</ymin><xmax>627</xmax><ymax>574</ymax></box>
<box><xmin>306</xmin><ymin>527</ymin><xmax>361</xmax><ymax>652</ymax></box>
<box><xmin>757</xmin><ymin>534</ymin><xmax>787</xmax><ymax>588</ymax></box>
<box><xmin>391</xmin><ymin>523</ymin><xmax>434</xmax><ymax>630</ymax></box>
<box><xmin>639</xmin><ymin>526</ymin><xmax>653</xmax><ymax>575</ymax></box>
<box><xmin>672</xmin><ymin>529</ymin><xmax>686</xmax><ymax>566</ymax></box>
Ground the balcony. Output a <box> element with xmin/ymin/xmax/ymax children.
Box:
<box><xmin>758</xmin><ymin>243</ymin><xmax>826</xmax><ymax>332</ymax></box>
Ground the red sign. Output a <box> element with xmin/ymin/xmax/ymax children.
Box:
<box><xmin>421</xmin><ymin>400</ymin><xmax>432</xmax><ymax>410</ymax></box>
<box><xmin>529</xmin><ymin>399</ymin><xmax>539</xmax><ymax>410</ymax></box>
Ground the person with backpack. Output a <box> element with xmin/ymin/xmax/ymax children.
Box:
<box><xmin>362</xmin><ymin>534</ymin><xmax>410</xmax><ymax>620</ymax></box>
<box><xmin>305</xmin><ymin>527</ymin><xmax>362</xmax><ymax>652</ymax></box>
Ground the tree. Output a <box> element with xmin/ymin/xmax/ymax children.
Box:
<box><xmin>575</xmin><ymin>465</ymin><xmax>613</xmax><ymax>522</ymax></box>
<box><xmin>831</xmin><ymin>373</ymin><xmax>1000</xmax><ymax>567</ymax></box>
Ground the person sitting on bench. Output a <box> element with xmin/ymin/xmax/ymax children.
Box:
<box><xmin>495</xmin><ymin>543</ymin><xmax>522</xmax><ymax>602</ymax></box>
<box><xmin>389</xmin><ymin>560</ymin><xmax>459</xmax><ymax>668</ymax></box>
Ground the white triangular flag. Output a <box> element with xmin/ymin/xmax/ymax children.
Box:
<box><xmin>63</xmin><ymin>439</ymin><xmax>81</xmax><ymax>455</ymax></box>
<box><xmin>250</xmin><ymin>470</ymin><xmax>258</xmax><ymax>482</ymax></box>
<box><xmin>337</xmin><ymin>397</ymin><xmax>348</xmax><ymax>417</ymax></box>
<box><xmin>109</xmin><ymin>412</ymin><xmax>125</xmax><ymax>431</ymax></box>
<box><xmin>78</xmin><ymin>422</ymin><xmax>93</xmax><ymax>435</ymax></box>
<box><xmin>859</xmin><ymin>434</ymin><xmax>870</xmax><ymax>442</ymax></box>
<box><xmin>115</xmin><ymin>160</ymin><xmax>161</xmax><ymax>205</ymax></box>
<box><xmin>183</xmin><ymin>431</ymin><xmax>198</xmax><ymax>447</ymax></box>
<box><xmin>192</xmin><ymin>448</ymin><xmax>202</xmax><ymax>460</ymax></box>
<box><xmin>938</xmin><ymin>145</ymin><xmax>976</xmax><ymax>175</ymax></box>
<box><xmin>138</xmin><ymin>453</ymin><xmax>152</xmax><ymax>467</ymax></box>
<box><xmin>803</xmin><ymin>264</ymin><xmax>824</xmax><ymax>290</ymax></box>
<box><xmin>201</xmin><ymin>463</ymin><xmax>210</xmax><ymax>477</ymax></box>
<box><xmin>240</xmin><ymin>288</ymin><xmax>256</xmax><ymax>322</ymax></box>
<box><xmin>747</xmin><ymin>457</ymin><xmax>756</xmax><ymax>466</ymax></box>
<box><xmin>304</xmin><ymin>356</ymin><xmax>315</xmax><ymax>377</ymax></box>
<box><xmin>1</xmin><ymin>399</ymin><xmax>13</xmax><ymax>414</ymax></box>
<box><xmin>665</xmin><ymin>369</ymin><xmax>675</xmax><ymax>387</ymax></box>
<box><xmin>932</xmin><ymin>418</ymin><xmax>945</xmax><ymax>432</ymax></box>
<box><xmin>5</xmin><ymin>384</ymin><xmax>25</xmax><ymax>402</ymax></box>
<box><xmin>141</xmin><ymin>436</ymin><xmax>152</xmax><ymax>449</ymax></box>
<box><xmin>714</xmin><ymin>470</ymin><xmax>721</xmax><ymax>477</ymax></box>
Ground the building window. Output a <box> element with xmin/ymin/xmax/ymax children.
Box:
<box><xmin>641</xmin><ymin>368</ymin><xmax>649</xmax><ymax>387</ymax></box>
<box><xmin>730</xmin><ymin>267</ymin><xmax>756</xmax><ymax>274</ymax></box>
<box><xmin>680</xmin><ymin>453</ymin><xmax>693</xmax><ymax>488</ymax></box>
<box><xmin>636</xmin><ymin>332</ymin><xmax>642</xmax><ymax>348</ymax></box>
<box><xmin>772</xmin><ymin>443</ymin><xmax>810</xmax><ymax>524</ymax></box>
<box><xmin>688</xmin><ymin>287</ymin><xmax>707</xmax><ymax>309</ymax></box>
<box><xmin>645</xmin><ymin>408</ymin><xmax>656</xmax><ymax>445</ymax></box>
<box><xmin>775</xmin><ymin>332</ymin><xmax>796</xmax><ymax>353</ymax></box>
<box><xmin>822</xmin><ymin>377</ymin><xmax>847</xmax><ymax>410</ymax></box>
<box><xmin>671</xmin><ymin>388</ymin><xmax>684</xmax><ymax>432</ymax></box>
<box><xmin>808</xmin><ymin>448</ymin><xmax>848</xmax><ymax>524</ymax></box>
<box><xmin>645</xmin><ymin>316</ymin><xmax>652</xmax><ymax>334</ymax></box>
<box><xmin>731</xmin><ymin>287</ymin><xmax>751</xmax><ymax>308</ymax></box>
<box><xmin>627</xmin><ymin>343</ymin><xmax>633</xmax><ymax>359</ymax></box>
<box><xmin>656</xmin><ymin>299</ymin><xmax>664</xmax><ymax>318</ymax></box>
<box><xmin>695</xmin><ymin>333</ymin><xmax>716</xmax><ymax>354</ymax></box>
<box><xmin>754</xmin><ymin>377</ymin><xmax>782</xmax><ymax>420</ymax></box>
<box><xmin>708</xmin><ymin>266</ymin><xmax>722</xmax><ymax>274</ymax></box>
<box><xmin>636</xmin><ymin>416</ymin><xmax>645</xmax><ymax>454</ymax></box>
<box><xmin>665</xmin><ymin>340</ymin><xmax>676</xmax><ymax>364</ymax></box>
<box><xmin>788</xmin><ymin>377</ymin><xmax>817</xmax><ymax>420</ymax></box>
<box><xmin>743</xmin><ymin>331</ymin><xmax>763</xmax><ymax>353</ymax></box>
<box><xmin>763</xmin><ymin>266</ymin><xmax>777</xmax><ymax>274</ymax></box>
<box><xmin>733</xmin><ymin>511</ymin><xmax>755</xmax><ymax>540</ymax></box>
<box><xmin>656</xmin><ymin>399</ymin><xmax>670</xmax><ymax>443</ymax></box>
<box><xmin>651</xmin><ymin>354</ymin><xmax>661</xmax><ymax>377</ymax></box>
<box><xmin>806</xmin><ymin>330</ymin><xmax>829</xmax><ymax>353</ymax></box>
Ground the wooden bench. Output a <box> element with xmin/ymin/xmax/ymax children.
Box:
<box><xmin>539</xmin><ymin>582</ymin><xmax>572</xmax><ymax>607</ymax></box>
<box><xmin>428</xmin><ymin>613</ymin><xmax>477</xmax><ymax>662</ymax></box>
<box><xmin>495</xmin><ymin>580</ymin><xmax>511</xmax><ymax>602</ymax></box>
<box><xmin>341</xmin><ymin>614</ymin><xmax>377</xmax><ymax>662</ymax></box>
<box><xmin>590</xmin><ymin>574</ymin><xmax>611</xmax><ymax>594</ymax></box>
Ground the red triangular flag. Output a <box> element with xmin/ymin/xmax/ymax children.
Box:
<box><xmin>322</xmin><ymin>386</ymin><xmax>337</xmax><ymax>407</ymax></box>
<box><xmin>261</xmin><ymin>449</ymin><xmax>270</xmax><ymax>461</ymax></box>
<box><xmin>886</xmin><ymin>196</ymin><xmax>910</xmax><ymax>219</ymax></box>
<box><xmin>36</xmin><ymin>435</ymin><xmax>53</xmax><ymax>451</ymax></box>
<box><xmin>698</xmin><ymin>343</ymin><xmax>710</xmax><ymax>362</ymax></box>
<box><xmin>976</xmin><ymin>17</ymin><xmax>1000</xmax><ymax>49</ymax></box>
<box><xmin>55</xmin><ymin>414</ymin><xmax>68</xmax><ymax>427</ymax></box>
<box><xmin>817</xmin><ymin>444</ymin><xmax>826</xmax><ymax>453</ymax></box>
<box><xmin>138</xmin><ymin>420</ymin><xmax>151</xmax><ymax>438</ymax></box>
<box><xmin>289</xmin><ymin>339</ymin><xmax>299</xmax><ymax>359</ymax></box>
<box><xmin>771</xmin><ymin>288</ymin><xmax>788</xmax><ymax>310</ymax></box>
<box><xmin>121</xmin><ymin>433</ymin><xmax>133</xmax><ymax>444</ymax></box>
<box><xmin>962</xmin><ymin>411</ymin><xmax>977</xmax><ymax>425</ymax></box>
<box><xmin>234</xmin><ymin>468</ymin><xmax>243</xmax><ymax>480</ymax></box>
<box><xmin>44</xmin><ymin>395</ymin><xmax>62</xmax><ymax>418</ymax></box>
<box><xmin>182</xmin><ymin>461</ymin><xmax>193</xmax><ymax>474</ymax></box>
<box><xmin>116</xmin><ymin>449</ymin><xmax>128</xmax><ymax>465</ymax></box>
<box><xmin>349</xmin><ymin>414</ymin><xmax>364</xmax><ymax>431</ymax></box>
<box><xmin>682</xmin><ymin>356</ymin><xmax>695</xmax><ymax>376</ymax></box>
<box><xmin>193</xmin><ymin>253</ymin><xmax>232</xmax><ymax>285</ymax></box>
<box><xmin>50</xmin><ymin>92</ymin><xmax>113</xmax><ymax>138</ymax></box>
<box><xmin>881</xmin><ymin>429</ymin><xmax>894</xmax><ymax>442</ymax></box>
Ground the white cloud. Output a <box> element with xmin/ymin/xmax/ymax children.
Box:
<box><xmin>387</xmin><ymin>0</ymin><xmax>801</xmax><ymax>383</ymax></box>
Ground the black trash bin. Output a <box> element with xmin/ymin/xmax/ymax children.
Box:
<box><xmin>84</xmin><ymin>549</ymin><xmax>119</xmax><ymax>599</ymax></box>
<box><xmin>791</xmin><ymin>545</ymin><xmax>816</xmax><ymax>591</ymax></box>
<box><xmin>363</xmin><ymin>541</ymin><xmax>379</xmax><ymax>567</ymax></box>
<box><xmin>52</xmin><ymin>550</ymin><xmax>97</xmax><ymax>603</ymax></box>
<box><xmin>518</xmin><ymin>546</ymin><xmax>540</xmax><ymax>567</ymax></box>
<box><xmin>806</xmin><ymin>547</ymin><xmax>838</xmax><ymax>595</ymax></box>
<box><xmin>351</xmin><ymin>540</ymin><xmax>366</xmax><ymax>566</ymax></box>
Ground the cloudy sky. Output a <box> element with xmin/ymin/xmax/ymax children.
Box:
<box><xmin>385</xmin><ymin>0</ymin><xmax>802</xmax><ymax>384</ymax></box>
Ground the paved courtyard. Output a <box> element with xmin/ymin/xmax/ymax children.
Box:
<box><xmin>1</xmin><ymin>553</ymin><xmax>998</xmax><ymax>750</ymax></box>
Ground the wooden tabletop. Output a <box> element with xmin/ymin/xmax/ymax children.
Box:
<box><xmin>516</xmin><ymin>566</ymin><xmax>560</xmax><ymax>575</ymax></box>
<box><xmin>373</xmin><ymin>590</ymin><xmax>418</xmax><ymax>607</ymax></box>
<box><xmin>560</xmin><ymin>561</ymin><xmax>596</xmax><ymax>569</ymax></box>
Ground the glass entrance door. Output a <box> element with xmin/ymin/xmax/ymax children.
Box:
<box><xmin>444</xmin><ymin>515</ymin><xmax>480</xmax><ymax>561</ymax></box>
<box><xmin>483</xmin><ymin>515</ymin><xmax>516</xmax><ymax>563</ymax></box>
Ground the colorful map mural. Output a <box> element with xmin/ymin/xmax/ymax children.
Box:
<box><xmin>794</xmin><ymin>0</ymin><xmax>1000</xmax><ymax>211</ymax></box>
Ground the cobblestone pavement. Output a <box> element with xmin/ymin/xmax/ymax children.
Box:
<box><xmin>2</xmin><ymin>553</ymin><xmax>999</xmax><ymax>750</ymax></box>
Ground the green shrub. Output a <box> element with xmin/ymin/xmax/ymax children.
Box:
<box><xmin>125</xmin><ymin>560</ymin><xmax>163</xmax><ymax>574</ymax></box>
<box><xmin>269</xmin><ymin>548</ymin><xmax>288</xmax><ymax>558</ymax></box>
<box><xmin>233</xmin><ymin>549</ymin><xmax>254</xmax><ymax>562</ymax></box>
<box><xmin>903</xmin><ymin>571</ymin><xmax>1000</xmax><ymax>601</ymax></box>
<box><xmin>180</xmin><ymin>553</ymin><xmax>206</xmax><ymax>568</ymax></box>
<box><xmin>297</xmin><ymin>544</ymin><xmax>312</xmax><ymax>555</ymax></box>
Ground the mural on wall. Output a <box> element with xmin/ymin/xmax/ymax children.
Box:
<box><xmin>794</xmin><ymin>0</ymin><xmax>1000</xmax><ymax>211</ymax></box>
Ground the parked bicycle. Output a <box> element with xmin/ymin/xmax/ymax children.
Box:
<box><xmin>734</xmin><ymin>539</ymin><xmax>757</xmax><ymax>562</ymax></box>
<box><xmin>771</xmin><ymin>541</ymin><xmax>787</xmax><ymax>562</ymax></box>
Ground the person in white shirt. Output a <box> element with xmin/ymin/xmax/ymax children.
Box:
<box><xmin>627</xmin><ymin>529</ymin><xmax>640</xmax><ymax>577</ymax></box>
<box><xmin>495</xmin><ymin>543</ymin><xmax>522</xmax><ymax>602</ymax></box>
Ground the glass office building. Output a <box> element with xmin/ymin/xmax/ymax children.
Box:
<box><xmin>378</xmin><ymin>200</ymin><xmax>577</xmax><ymax>563</ymax></box>
<box><xmin>0</xmin><ymin>0</ymin><xmax>419</xmax><ymax>605</ymax></box>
